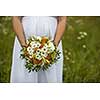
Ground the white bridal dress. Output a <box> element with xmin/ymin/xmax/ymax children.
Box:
<box><xmin>10</xmin><ymin>16</ymin><xmax>63</xmax><ymax>83</ymax></box>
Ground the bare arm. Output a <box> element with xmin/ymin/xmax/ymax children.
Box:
<box><xmin>12</xmin><ymin>16</ymin><xmax>27</xmax><ymax>47</ymax></box>
<box><xmin>54</xmin><ymin>16</ymin><xmax>67</xmax><ymax>46</ymax></box>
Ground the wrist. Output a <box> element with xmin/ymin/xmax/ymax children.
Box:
<box><xmin>53</xmin><ymin>40</ymin><xmax>58</xmax><ymax>47</ymax></box>
<box><xmin>21</xmin><ymin>43</ymin><xmax>27</xmax><ymax>48</ymax></box>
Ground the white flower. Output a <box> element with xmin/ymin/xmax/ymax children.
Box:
<box><xmin>79</xmin><ymin>32</ymin><xmax>87</xmax><ymax>36</ymax></box>
<box><xmin>41</xmin><ymin>51</ymin><xmax>48</xmax><ymax>57</ymax></box>
<box><xmin>36</xmin><ymin>48</ymin><xmax>48</xmax><ymax>58</ymax></box>
<box><xmin>27</xmin><ymin>46</ymin><xmax>34</xmax><ymax>55</ymax></box>
<box><xmin>36</xmin><ymin>49</ymin><xmax>41</xmax><ymax>55</ymax></box>
<box><xmin>77</xmin><ymin>36</ymin><xmax>81</xmax><ymax>40</ymax></box>
<box><xmin>30</xmin><ymin>41</ymin><xmax>37</xmax><ymax>48</ymax></box>
<box><xmin>30</xmin><ymin>41</ymin><xmax>41</xmax><ymax>48</ymax></box>
<box><xmin>36</xmin><ymin>36</ymin><xmax>42</xmax><ymax>42</ymax></box>
<box><xmin>82</xmin><ymin>44</ymin><xmax>86</xmax><ymax>48</ymax></box>
<box><xmin>47</xmin><ymin>41</ymin><xmax>55</xmax><ymax>53</ymax></box>
<box><xmin>36</xmin><ymin>42</ymin><xmax>41</xmax><ymax>48</ymax></box>
<box><xmin>44</xmin><ymin>44</ymin><xmax>49</xmax><ymax>48</ymax></box>
<box><xmin>41</xmin><ymin>44</ymin><xmax>48</xmax><ymax>53</ymax></box>
<box><xmin>29</xmin><ymin>55</ymin><xmax>32</xmax><ymax>59</ymax></box>
<box><xmin>35</xmin><ymin>49</ymin><xmax>42</xmax><ymax>60</ymax></box>
<box><xmin>79</xmin><ymin>32</ymin><xmax>83</xmax><ymax>35</ymax></box>
<box><xmin>81</xmin><ymin>35</ymin><xmax>85</xmax><ymax>38</ymax></box>
<box><xmin>68</xmin><ymin>52</ymin><xmax>71</xmax><ymax>55</ymax></box>
<box><xmin>83</xmin><ymin>32</ymin><xmax>87</xmax><ymax>36</ymax></box>
<box><xmin>31</xmin><ymin>36</ymin><xmax>35</xmax><ymax>40</ymax></box>
<box><xmin>35</xmin><ymin>54</ymin><xmax>42</xmax><ymax>60</ymax></box>
<box><xmin>39</xmin><ymin>47</ymin><xmax>48</xmax><ymax>57</ymax></box>
<box><xmin>26</xmin><ymin>40</ymin><xmax>29</xmax><ymax>44</ymax></box>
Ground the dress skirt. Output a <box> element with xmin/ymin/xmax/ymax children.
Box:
<box><xmin>10</xmin><ymin>16</ymin><xmax>63</xmax><ymax>83</ymax></box>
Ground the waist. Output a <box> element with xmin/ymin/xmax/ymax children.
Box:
<box><xmin>21</xmin><ymin>16</ymin><xmax>57</xmax><ymax>20</ymax></box>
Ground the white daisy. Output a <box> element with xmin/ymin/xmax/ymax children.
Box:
<box><xmin>36</xmin><ymin>49</ymin><xmax>41</xmax><ymax>55</ymax></box>
<box><xmin>36</xmin><ymin>42</ymin><xmax>41</xmax><ymax>48</ymax></box>
<box><xmin>40</xmin><ymin>44</ymin><xmax>48</xmax><ymax>57</ymax></box>
<box><xmin>47</xmin><ymin>41</ymin><xmax>55</xmax><ymax>53</ymax></box>
<box><xmin>81</xmin><ymin>35</ymin><xmax>85</xmax><ymax>38</ymax></box>
<box><xmin>41</xmin><ymin>44</ymin><xmax>48</xmax><ymax>53</ymax></box>
<box><xmin>41</xmin><ymin>50</ymin><xmax>48</xmax><ymax>58</ymax></box>
<box><xmin>27</xmin><ymin>46</ymin><xmax>34</xmax><ymax>55</ymax></box>
<box><xmin>30</xmin><ymin>41</ymin><xmax>37</xmax><ymax>48</ymax></box>
<box><xmin>35</xmin><ymin>54</ymin><xmax>42</xmax><ymax>60</ymax></box>
<box><xmin>35</xmin><ymin>49</ymin><xmax>42</xmax><ymax>60</ymax></box>
<box><xmin>83</xmin><ymin>32</ymin><xmax>87</xmax><ymax>36</ymax></box>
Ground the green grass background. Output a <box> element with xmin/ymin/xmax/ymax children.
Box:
<box><xmin>0</xmin><ymin>16</ymin><xmax>100</xmax><ymax>83</ymax></box>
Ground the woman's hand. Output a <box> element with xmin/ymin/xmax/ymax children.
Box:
<box><xmin>54</xmin><ymin>16</ymin><xmax>67</xmax><ymax>47</ymax></box>
<box><xmin>53</xmin><ymin>40</ymin><xmax>59</xmax><ymax>47</ymax></box>
<box><xmin>21</xmin><ymin>43</ymin><xmax>28</xmax><ymax>48</ymax></box>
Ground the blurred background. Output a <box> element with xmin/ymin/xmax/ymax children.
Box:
<box><xmin>0</xmin><ymin>16</ymin><xmax>100</xmax><ymax>83</ymax></box>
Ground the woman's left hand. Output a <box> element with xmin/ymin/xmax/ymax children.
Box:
<box><xmin>53</xmin><ymin>40</ymin><xmax>59</xmax><ymax>47</ymax></box>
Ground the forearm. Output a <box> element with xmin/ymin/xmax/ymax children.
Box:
<box><xmin>12</xmin><ymin>16</ymin><xmax>26</xmax><ymax>47</ymax></box>
<box><xmin>54</xmin><ymin>16</ymin><xmax>67</xmax><ymax>46</ymax></box>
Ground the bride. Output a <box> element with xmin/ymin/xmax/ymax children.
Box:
<box><xmin>10</xmin><ymin>16</ymin><xmax>67</xmax><ymax>83</ymax></box>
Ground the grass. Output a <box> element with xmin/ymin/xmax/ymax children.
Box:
<box><xmin>63</xmin><ymin>17</ymin><xmax>100</xmax><ymax>82</ymax></box>
<box><xmin>0</xmin><ymin>16</ymin><xmax>100</xmax><ymax>82</ymax></box>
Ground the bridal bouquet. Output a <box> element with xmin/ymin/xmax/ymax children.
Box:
<box><xmin>20</xmin><ymin>35</ymin><xmax>61</xmax><ymax>72</ymax></box>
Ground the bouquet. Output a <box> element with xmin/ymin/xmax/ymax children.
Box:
<box><xmin>20</xmin><ymin>35</ymin><xmax>61</xmax><ymax>72</ymax></box>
